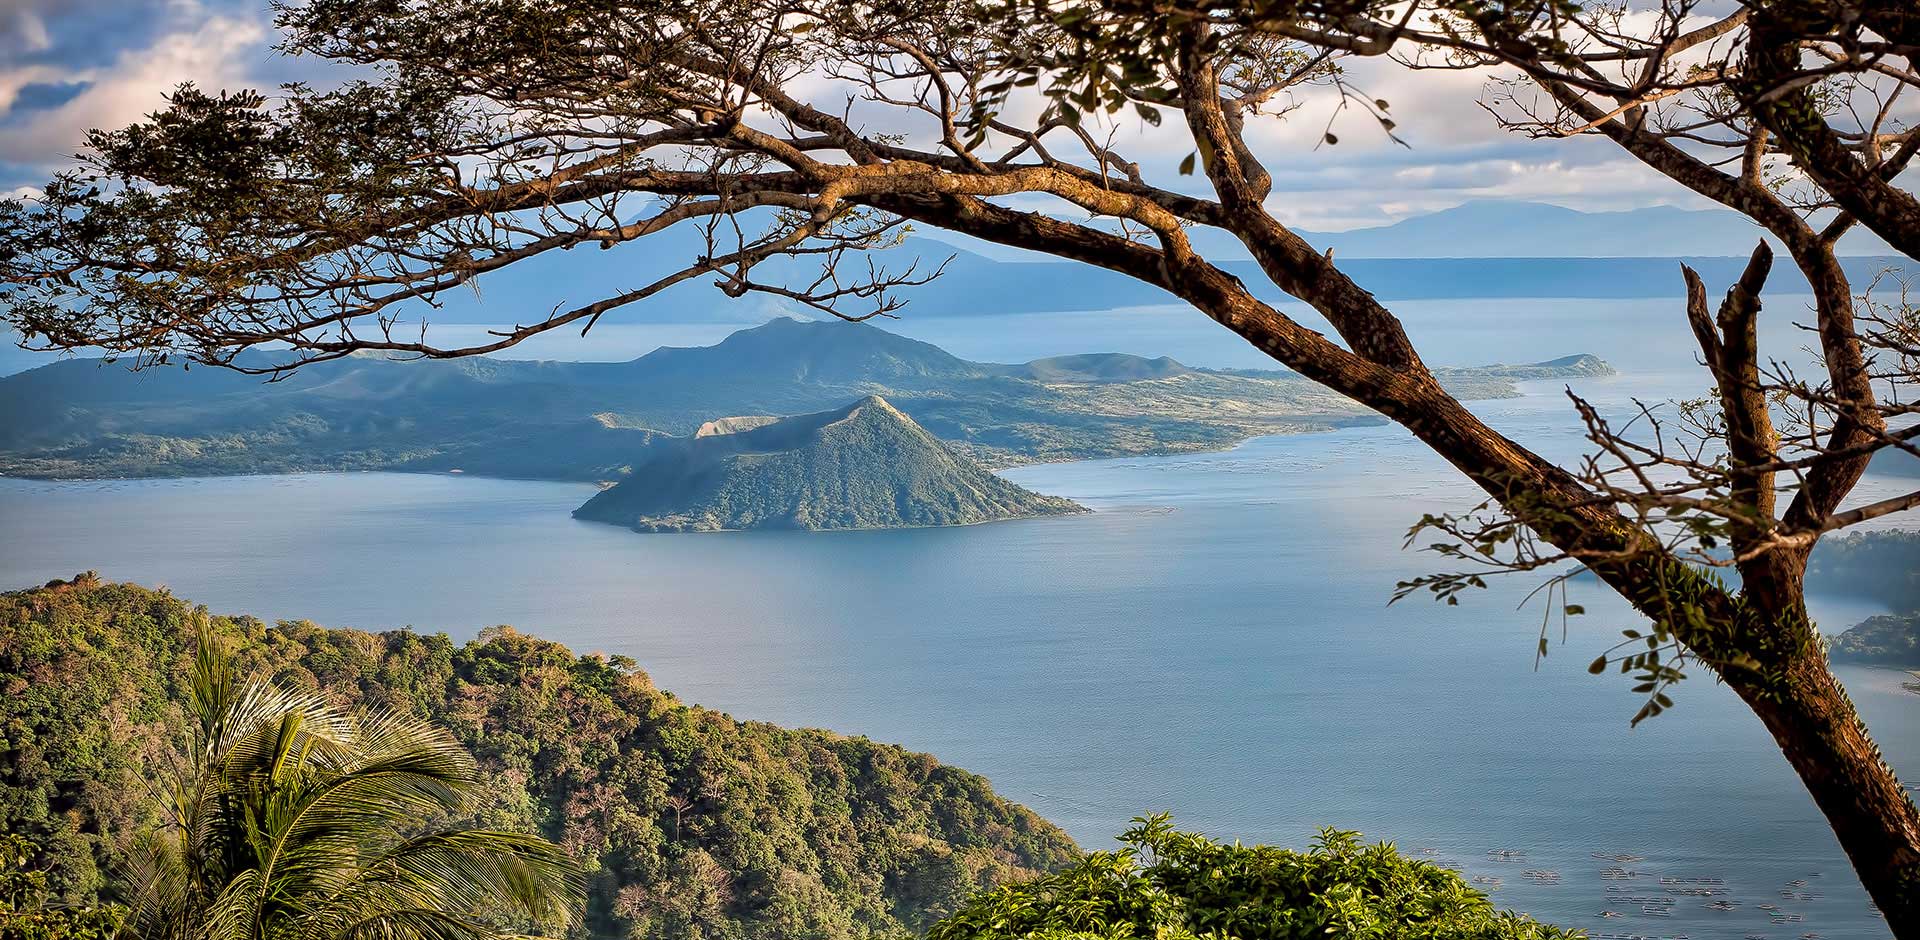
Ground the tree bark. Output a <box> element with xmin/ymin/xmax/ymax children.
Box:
<box><xmin>1734</xmin><ymin>621</ymin><xmax>1920</xmax><ymax>930</ymax></box>
<box><xmin>874</xmin><ymin>191</ymin><xmax>1920</xmax><ymax>935</ymax></box>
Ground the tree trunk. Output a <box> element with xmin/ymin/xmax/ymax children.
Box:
<box><xmin>1730</xmin><ymin>626</ymin><xmax>1920</xmax><ymax>933</ymax></box>
<box><xmin>878</xmin><ymin>192</ymin><xmax>1920</xmax><ymax>935</ymax></box>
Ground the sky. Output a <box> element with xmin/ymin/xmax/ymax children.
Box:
<box><xmin>0</xmin><ymin>1</ymin><xmax>273</xmax><ymax>192</ymax></box>
<box><xmin>0</xmin><ymin>0</ymin><xmax>1766</xmax><ymax>232</ymax></box>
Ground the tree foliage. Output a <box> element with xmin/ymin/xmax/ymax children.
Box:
<box><xmin>928</xmin><ymin>815</ymin><xmax>1573</xmax><ymax>940</ymax></box>
<box><xmin>119</xmin><ymin>617</ymin><xmax>584</xmax><ymax>940</ymax></box>
<box><xmin>0</xmin><ymin>576</ymin><xmax>1078</xmax><ymax>939</ymax></box>
<box><xmin>0</xmin><ymin>836</ymin><xmax>120</xmax><ymax>940</ymax></box>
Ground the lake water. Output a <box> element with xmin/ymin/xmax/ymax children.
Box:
<box><xmin>2</xmin><ymin>297</ymin><xmax>1915</xmax><ymax>938</ymax></box>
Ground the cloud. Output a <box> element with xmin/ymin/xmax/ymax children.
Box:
<box><xmin>0</xmin><ymin>11</ymin><xmax>267</xmax><ymax>166</ymax></box>
<box><xmin>0</xmin><ymin>1</ymin><xmax>1784</xmax><ymax>230</ymax></box>
<box><xmin>1</xmin><ymin>0</ymin><xmax>181</xmax><ymax>67</ymax></box>
<box><xmin>813</xmin><ymin>41</ymin><xmax>1712</xmax><ymax>230</ymax></box>
<box><xmin>0</xmin><ymin>62</ymin><xmax>57</xmax><ymax>112</ymax></box>
<box><xmin>0</xmin><ymin>4</ymin><xmax>52</xmax><ymax>53</ymax></box>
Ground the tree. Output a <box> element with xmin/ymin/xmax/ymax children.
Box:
<box><xmin>0</xmin><ymin>835</ymin><xmax>120</xmax><ymax>940</ymax></box>
<box><xmin>1022</xmin><ymin>0</ymin><xmax>1920</xmax><ymax>922</ymax></box>
<box><xmin>2</xmin><ymin>0</ymin><xmax>1917</xmax><ymax>928</ymax></box>
<box><xmin>120</xmin><ymin>622</ymin><xmax>583</xmax><ymax>939</ymax></box>
<box><xmin>927</xmin><ymin>815</ymin><xmax>1573</xmax><ymax>940</ymax></box>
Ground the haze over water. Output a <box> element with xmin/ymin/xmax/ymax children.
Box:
<box><xmin>3</xmin><ymin>295</ymin><xmax>1913</xmax><ymax>938</ymax></box>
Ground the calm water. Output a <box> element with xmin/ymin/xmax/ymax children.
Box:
<box><xmin>2</xmin><ymin>299</ymin><xmax>1915</xmax><ymax>938</ymax></box>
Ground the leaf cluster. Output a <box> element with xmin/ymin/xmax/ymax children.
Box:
<box><xmin>928</xmin><ymin>814</ymin><xmax>1575</xmax><ymax>940</ymax></box>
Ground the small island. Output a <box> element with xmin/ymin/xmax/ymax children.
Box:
<box><xmin>572</xmin><ymin>395</ymin><xmax>1086</xmax><ymax>532</ymax></box>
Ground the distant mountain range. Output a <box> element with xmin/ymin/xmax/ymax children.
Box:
<box><xmin>0</xmin><ymin>318</ymin><xmax>1612</xmax><ymax>480</ymax></box>
<box><xmin>935</xmin><ymin>199</ymin><xmax>1897</xmax><ymax>260</ymax></box>
<box><xmin>1298</xmin><ymin>200</ymin><xmax>1894</xmax><ymax>259</ymax></box>
<box><xmin>574</xmin><ymin>395</ymin><xmax>1084</xmax><ymax>532</ymax></box>
<box><xmin>0</xmin><ymin>204</ymin><xmax>1902</xmax><ymax>383</ymax></box>
<box><xmin>281</xmin><ymin>201</ymin><xmax>1908</xmax><ymax>329</ymax></box>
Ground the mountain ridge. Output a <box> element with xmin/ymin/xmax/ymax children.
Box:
<box><xmin>0</xmin><ymin>318</ymin><xmax>1615</xmax><ymax>480</ymax></box>
<box><xmin>932</xmin><ymin>200</ymin><xmax>1897</xmax><ymax>261</ymax></box>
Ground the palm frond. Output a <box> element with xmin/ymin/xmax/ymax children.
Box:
<box><xmin>121</xmin><ymin>631</ymin><xmax>583</xmax><ymax>939</ymax></box>
<box><xmin>202</xmin><ymin>867</ymin><xmax>263</xmax><ymax>940</ymax></box>
<box><xmin>344</xmin><ymin>830</ymin><xmax>584</xmax><ymax>925</ymax></box>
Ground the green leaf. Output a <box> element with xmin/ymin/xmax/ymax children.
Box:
<box><xmin>1178</xmin><ymin>151</ymin><xmax>1196</xmax><ymax>175</ymax></box>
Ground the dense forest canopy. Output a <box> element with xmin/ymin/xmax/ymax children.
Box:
<box><xmin>1</xmin><ymin>575</ymin><xmax>1584</xmax><ymax>940</ymax></box>
<box><xmin>1812</xmin><ymin>530</ymin><xmax>1920</xmax><ymax>669</ymax></box>
<box><xmin>1830</xmin><ymin>614</ymin><xmax>1920</xmax><ymax>669</ymax></box>
<box><xmin>0</xmin><ymin>575</ymin><xmax>1077</xmax><ymax>939</ymax></box>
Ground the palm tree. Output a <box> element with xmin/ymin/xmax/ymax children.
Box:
<box><xmin>121</xmin><ymin>623</ymin><xmax>583</xmax><ymax>940</ymax></box>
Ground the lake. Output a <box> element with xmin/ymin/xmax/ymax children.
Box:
<box><xmin>2</xmin><ymin>297</ymin><xmax>1914</xmax><ymax>938</ymax></box>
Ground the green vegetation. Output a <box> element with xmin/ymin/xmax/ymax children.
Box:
<box><xmin>0</xmin><ymin>836</ymin><xmax>120</xmax><ymax>940</ymax></box>
<box><xmin>120</xmin><ymin>622</ymin><xmax>581</xmax><ymax>940</ymax></box>
<box><xmin>1</xmin><ymin>577</ymin><xmax>1585</xmax><ymax>939</ymax></box>
<box><xmin>1809</xmin><ymin>531</ymin><xmax>1920</xmax><ymax>669</ymax></box>
<box><xmin>0</xmin><ymin>575</ymin><xmax>1078</xmax><ymax>939</ymax></box>
<box><xmin>929</xmin><ymin>815</ymin><xmax>1572</xmax><ymax>940</ymax></box>
<box><xmin>574</xmin><ymin>395</ymin><xmax>1084</xmax><ymax>532</ymax></box>
<box><xmin>0</xmin><ymin>319</ymin><xmax>1611</xmax><ymax>480</ymax></box>
<box><xmin>1829</xmin><ymin>615</ymin><xmax>1920</xmax><ymax>669</ymax></box>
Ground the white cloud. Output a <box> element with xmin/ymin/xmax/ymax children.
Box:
<box><xmin>0</xmin><ymin>12</ymin><xmax>266</xmax><ymax>166</ymax></box>
<box><xmin>0</xmin><ymin>2</ymin><xmax>1794</xmax><ymax>231</ymax></box>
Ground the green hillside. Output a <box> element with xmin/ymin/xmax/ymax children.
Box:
<box><xmin>0</xmin><ymin>575</ymin><xmax>1078</xmax><ymax>939</ymax></box>
<box><xmin>1811</xmin><ymin>531</ymin><xmax>1920</xmax><ymax>670</ymax></box>
<box><xmin>0</xmin><ymin>319</ymin><xmax>1613</xmax><ymax>479</ymax></box>
<box><xmin>573</xmin><ymin>396</ymin><xmax>1085</xmax><ymax>532</ymax></box>
<box><xmin>1829</xmin><ymin>613</ymin><xmax>1920</xmax><ymax>669</ymax></box>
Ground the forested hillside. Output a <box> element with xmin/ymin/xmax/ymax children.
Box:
<box><xmin>1829</xmin><ymin>614</ymin><xmax>1920</xmax><ymax>669</ymax></box>
<box><xmin>0</xmin><ymin>575</ymin><xmax>1077</xmax><ymax>939</ymax></box>
<box><xmin>1811</xmin><ymin>531</ymin><xmax>1920</xmax><ymax>670</ymax></box>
